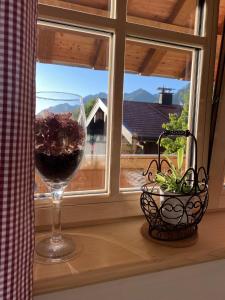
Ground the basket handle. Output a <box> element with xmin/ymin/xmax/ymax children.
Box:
<box><xmin>161</xmin><ymin>130</ymin><xmax>191</xmax><ymax>137</ymax></box>
<box><xmin>158</xmin><ymin>130</ymin><xmax>197</xmax><ymax>172</ymax></box>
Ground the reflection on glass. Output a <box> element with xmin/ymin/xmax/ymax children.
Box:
<box><xmin>36</xmin><ymin>24</ymin><xmax>109</xmax><ymax>195</ymax></box>
<box><xmin>120</xmin><ymin>39</ymin><xmax>192</xmax><ymax>189</ymax></box>
<box><xmin>127</xmin><ymin>0</ymin><xmax>197</xmax><ymax>34</ymax></box>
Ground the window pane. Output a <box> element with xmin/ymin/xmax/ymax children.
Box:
<box><xmin>127</xmin><ymin>0</ymin><xmax>198</xmax><ymax>34</ymax></box>
<box><xmin>36</xmin><ymin>24</ymin><xmax>109</xmax><ymax>194</ymax></box>
<box><xmin>39</xmin><ymin>0</ymin><xmax>110</xmax><ymax>17</ymax></box>
<box><xmin>120</xmin><ymin>39</ymin><xmax>193</xmax><ymax>189</ymax></box>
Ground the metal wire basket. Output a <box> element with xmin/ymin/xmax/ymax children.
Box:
<box><xmin>140</xmin><ymin>130</ymin><xmax>208</xmax><ymax>241</ymax></box>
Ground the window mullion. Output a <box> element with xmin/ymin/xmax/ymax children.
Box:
<box><xmin>38</xmin><ymin>3</ymin><xmax>117</xmax><ymax>32</ymax></box>
<box><xmin>108</xmin><ymin>0</ymin><xmax>127</xmax><ymax>200</ymax></box>
<box><xmin>125</xmin><ymin>22</ymin><xmax>206</xmax><ymax>49</ymax></box>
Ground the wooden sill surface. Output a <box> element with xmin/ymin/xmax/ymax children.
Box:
<box><xmin>34</xmin><ymin>211</ymin><xmax>225</xmax><ymax>295</ymax></box>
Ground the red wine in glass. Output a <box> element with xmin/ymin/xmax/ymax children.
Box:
<box><xmin>35</xmin><ymin>92</ymin><xmax>86</xmax><ymax>263</ymax></box>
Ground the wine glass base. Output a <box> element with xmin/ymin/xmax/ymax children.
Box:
<box><xmin>35</xmin><ymin>234</ymin><xmax>81</xmax><ymax>264</ymax></box>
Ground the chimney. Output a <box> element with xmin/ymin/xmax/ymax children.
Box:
<box><xmin>158</xmin><ymin>87</ymin><xmax>174</xmax><ymax>105</ymax></box>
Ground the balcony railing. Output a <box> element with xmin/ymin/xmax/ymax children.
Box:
<box><xmin>35</xmin><ymin>154</ymin><xmax>178</xmax><ymax>196</ymax></box>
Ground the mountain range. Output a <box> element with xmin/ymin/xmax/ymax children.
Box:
<box><xmin>83</xmin><ymin>84</ymin><xmax>189</xmax><ymax>105</ymax></box>
<box><xmin>39</xmin><ymin>85</ymin><xmax>190</xmax><ymax>115</ymax></box>
<box><xmin>124</xmin><ymin>88</ymin><xmax>156</xmax><ymax>103</ymax></box>
<box><xmin>44</xmin><ymin>103</ymin><xmax>78</xmax><ymax>114</ymax></box>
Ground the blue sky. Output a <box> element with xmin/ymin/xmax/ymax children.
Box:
<box><xmin>36</xmin><ymin>63</ymin><xmax>189</xmax><ymax>97</ymax></box>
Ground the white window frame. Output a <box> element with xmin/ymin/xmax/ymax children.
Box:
<box><xmin>35</xmin><ymin>0</ymin><xmax>219</xmax><ymax>228</ymax></box>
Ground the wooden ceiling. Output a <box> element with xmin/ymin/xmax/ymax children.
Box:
<box><xmin>37</xmin><ymin>26</ymin><xmax>109</xmax><ymax>70</ymax></box>
<box><xmin>37</xmin><ymin>0</ymin><xmax>225</xmax><ymax>81</ymax></box>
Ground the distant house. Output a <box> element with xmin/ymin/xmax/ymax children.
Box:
<box><xmin>86</xmin><ymin>95</ymin><xmax>182</xmax><ymax>154</ymax></box>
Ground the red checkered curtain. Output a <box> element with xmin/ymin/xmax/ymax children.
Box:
<box><xmin>0</xmin><ymin>1</ymin><xmax>36</xmax><ymax>299</ymax></box>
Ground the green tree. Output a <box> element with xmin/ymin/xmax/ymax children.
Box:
<box><xmin>85</xmin><ymin>98</ymin><xmax>96</xmax><ymax>117</ymax></box>
<box><xmin>160</xmin><ymin>91</ymin><xmax>189</xmax><ymax>154</ymax></box>
<box><xmin>72</xmin><ymin>108</ymin><xmax>79</xmax><ymax>120</ymax></box>
<box><xmin>72</xmin><ymin>98</ymin><xmax>96</xmax><ymax>119</ymax></box>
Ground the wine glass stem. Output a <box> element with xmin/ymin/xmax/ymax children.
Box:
<box><xmin>51</xmin><ymin>188</ymin><xmax>63</xmax><ymax>242</ymax></box>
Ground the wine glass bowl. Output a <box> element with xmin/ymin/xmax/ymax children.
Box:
<box><xmin>35</xmin><ymin>92</ymin><xmax>86</xmax><ymax>263</ymax></box>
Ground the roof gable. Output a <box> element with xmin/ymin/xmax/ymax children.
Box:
<box><xmin>87</xmin><ymin>98</ymin><xmax>182</xmax><ymax>140</ymax></box>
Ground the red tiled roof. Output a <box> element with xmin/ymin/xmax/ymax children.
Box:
<box><xmin>123</xmin><ymin>101</ymin><xmax>182</xmax><ymax>139</ymax></box>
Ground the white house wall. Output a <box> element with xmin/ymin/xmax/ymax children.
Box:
<box><xmin>86</xmin><ymin>98</ymin><xmax>133</xmax><ymax>144</ymax></box>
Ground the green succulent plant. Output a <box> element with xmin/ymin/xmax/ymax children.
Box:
<box><xmin>155</xmin><ymin>148</ymin><xmax>192</xmax><ymax>194</ymax></box>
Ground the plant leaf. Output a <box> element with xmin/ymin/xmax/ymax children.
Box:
<box><xmin>177</xmin><ymin>147</ymin><xmax>184</xmax><ymax>171</ymax></box>
<box><xmin>155</xmin><ymin>174</ymin><xmax>166</xmax><ymax>183</ymax></box>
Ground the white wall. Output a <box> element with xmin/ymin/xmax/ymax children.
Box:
<box><xmin>35</xmin><ymin>259</ymin><xmax>225</xmax><ymax>300</ymax></box>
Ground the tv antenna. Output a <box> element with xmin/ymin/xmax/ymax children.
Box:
<box><xmin>157</xmin><ymin>86</ymin><xmax>175</xmax><ymax>94</ymax></box>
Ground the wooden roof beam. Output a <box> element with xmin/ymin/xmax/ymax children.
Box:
<box><xmin>37</xmin><ymin>28</ymin><xmax>55</xmax><ymax>63</ymax></box>
<box><xmin>138</xmin><ymin>48</ymin><xmax>156</xmax><ymax>74</ymax></box>
<box><xmin>179</xmin><ymin>59</ymin><xmax>192</xmax><ymax>80</ymax></box>
<box><xmin>168</xmin><ymin>0</ymin><xmax>187</xmax><ymax>23</ymax></box>
<box><xmin>138</xmin><ymin>49</ymin><xmax>167</xmax><ymax>75</ymax></box>
<box><xmin>91</xmin><ymin>39</ymin><xmax>104</xmax><ymax>69</ymax></box>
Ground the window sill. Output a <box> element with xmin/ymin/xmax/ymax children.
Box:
<box><xmin>34</xmin><ymin>211</ymin><xmax>225</xmax><ymax>296</ymax></box>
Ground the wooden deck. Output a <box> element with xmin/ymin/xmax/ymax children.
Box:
<box><xmin>35</xmin><ymin>155</ymin><xmax>178</xmax><ymax>193</ymax></box>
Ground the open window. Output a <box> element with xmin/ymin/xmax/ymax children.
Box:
<box><xmin>36</xmin><ymin>0</ymin><xmax>219</xmax><ymax>226</ymax></box>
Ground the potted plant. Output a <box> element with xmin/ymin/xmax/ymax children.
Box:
<box><xmin>140</xmin><ymin>130</ymin><xmax>208</xmax><ymax>240</ymax></box>
<box><xmin>155</xmin><ymin>147</ymin><xmax>194</xmax><ymax>225</ymax></box>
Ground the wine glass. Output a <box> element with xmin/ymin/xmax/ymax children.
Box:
<box><xmin>35</xmin><ymin>92</ymin><xmax>86</xmax><ymax>263</ymax></box>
